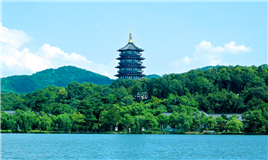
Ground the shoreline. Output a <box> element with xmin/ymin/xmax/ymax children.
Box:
<box><xmin>1</xmin><ymin>131</ymin><xmax>265</xmax><ymax>135</ymax></box>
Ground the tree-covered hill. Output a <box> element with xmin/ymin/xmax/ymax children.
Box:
<box><xmin>146</xmin><ymin>74</ymin><xmax>161</xmax><ymax>79</ymax></box>
<box><xmin>1</xmin><ymin>66</ymin><xmax>113</xmax><ymax>94</ymax></box>
<box><xmin>198</xmin><ymin>65</ymin><xmax>219</xmax><ymax>71</ymax></box>
<box><xmin>144</xmin><ymin>66</ymin><xmax>217</xmax><ymax>79</ymax></box>
<box><xmin>1</xmin><ymin>64</ymin><xmax>268</xmax><ymax>134</ymax></box>
<box><xmin>1</xmin><ymin>65</ymin><xmax>218</xmax><ymax>94</ymax></box>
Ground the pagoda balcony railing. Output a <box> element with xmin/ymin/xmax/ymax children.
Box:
<box><xmin>116</xmin><ymin>56</ymin><xmax>145</xmax><ymax>60</ymax></box>
<box><xmin>116</xmin><ymin>65</ymin><xmax>146</xmax><ymax>68</ymax></box>
<box><xmin>119</xmin><ymin>62</ymin><xmax>142</xmax><ymax>65</ymax></box>
<box><xmin>115</xmin><ymin>73</ymin><xmax>146</xmax><ymax>77</ymax></box>
<box><xmin>120</xmin><ymin>54</ymin><xmax>143</xmax><ymax>57</ymax></box>
<box><xmin>119</xmin><ymin>53</ymin><xmax>142</xmax><ymax>56</ymax></box>
<box><xmin>118</xmin><ymin>70</ymin><xmax>143</xmax><ymax>73</ymax></box>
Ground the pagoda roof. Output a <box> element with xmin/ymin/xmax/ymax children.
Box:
<box><xmin>118</xmin><ymin>42</ymin><xmax>144</xmax><ymax>52</ymax></box>
<box><xmin>118</xmin><ymin>30</ymin><xmax>144</xmax><ymax>52</ymax></box>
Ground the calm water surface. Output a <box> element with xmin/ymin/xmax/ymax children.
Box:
<box><xmin>1</xmin><ymin>134</ymin><xmax>267</xmax><ymax>159</ymax></box>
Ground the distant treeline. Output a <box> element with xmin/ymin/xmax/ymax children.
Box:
<box><xmin>1</xmin><ymin>65</ymin><xmax>268</xmax><ymax>134</ymax></box>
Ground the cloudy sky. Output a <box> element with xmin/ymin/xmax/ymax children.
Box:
<box><xmin>1</xmin><ymin>2</ymin><xmax>267</xmax><ymax>79</ymax></box>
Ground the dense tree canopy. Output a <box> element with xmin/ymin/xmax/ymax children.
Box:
<box><xmin>1</xmin><ymin>65</ymin><xmax>268</xmax><ymax>134</ymax></box>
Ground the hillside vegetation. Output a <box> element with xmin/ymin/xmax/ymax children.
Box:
<box><xmin>1</xmin><ymin>66</ymin><xmax>113</xmax><ymax>93</ymax></box>
<box><xmin>1</xmin><ymin>64</ymin><xmax>268</xmax><ymax>134</ymax></box>
<box><xmin>146</xmin><ymin>74</ymin><xmax>161</xmax><ymax>79</ymax></box>
<box><xmin>1</xmin><ymin>65</ymin><xmax>216</xmax><ymax>94</ymax></box>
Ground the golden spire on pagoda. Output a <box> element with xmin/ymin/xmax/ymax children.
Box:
<box><xmin>129</xmin><ymin>28</ymin><xmax>133</xmax><ymax>43</ymax></box>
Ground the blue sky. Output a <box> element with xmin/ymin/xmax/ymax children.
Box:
<box><xmin>1</xmin><ymin>2</ymin><xmax>267</xmax><ymax>79</ymax></box>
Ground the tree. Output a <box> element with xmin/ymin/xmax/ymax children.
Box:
<box><xmin>115</xmin><ymin>86</ymin><xmax>128</xmax><ymax>100</ymax></box>
<box><xmin>77</xmin><ymin>99</ymin><xmax>97</xmax><ymax>131</ymax></box>
<box><xmin>70</xmin><ymin>112</ymin><xmax>85</xmax><ymax>132</ymax></box>
<box><xmin>51</xmin><ymin>103</ymin><xmax>71</xmax><ymax>115</ymax></box>
<box><xmin>143</xmin><ymin>112</ymin><xmax>158</xmax><ymax>131</ymax></box>
<box><xmin>121</xmin><ymin>95</ymin><xmax>134</xmax><ymax>105</ymax></box>
<box><xmin>246</xmin><ymin>98</ymin><xmax>265</xmax><ymax>110</ymax></box>
<box><xmin>1</xmin><ymin>111</ymin><xmax>16</xmax><ymax>132</ymax></box>
<box><xmin>169</xmin><ymin>112</ymin><xmax>179</xmax><ymax>131</ymax></box>
<box><xmin>57</xmin><ymin>113</ymin><xmax>72</xmax><ymax>132</ymax></box>
<box><xmin>104</xmin><ymin>94</ymin><xmax>117</xmax><ymax>104</ymax></box>
<box><xmin>36</xmin><ymin>112</ymin><xmax>52</xmax><ymax>132</ymax></box>
<box><xmin>242</xmin><ymin>104</ymin><xmax>268</xmax><ymax>133</ymax></box>
<box><xmin>134</xmin><ymin>115</ymin><xmax>145</xmax><ymax>133</ymax></box>
<box><xmin>192</xmin><ymin>76</ymin><xmax>213</xmax><ymax>94</ymax></box>
<box><xmin>226</xmin><ymin>118</ymin><xmax>243</xmax><ymax>132</ymax></box>
<box><xmin>215</xmin><ymin>117</ymin><xmax>226</xmax><ymax>132</ymax></box>
<box><xmin>50</xmin><ymin>115</ymin><xmax>58</xmax><ymax>131</ymax></box>
<box><xmin>120</xmin><ymin>114</ymin><xmax>134</xmax><ymax>133</ymax></box>
<box><xmin>132</xmin><ymin>82</ymin><xmax>143</xmax><ymax>99</ymax></box>
<box><xmin>192</xmin><ymin>111</ymin><xmax>204</xmax><ymax>132</ymax></box>
<box><xmin>221</xmin><ymin>114</ymin><xmax>228</xmax><ymax>120</ymax></box>
<box><xmin>205</xmin><ymin>116</ymin><xmax>217</xmax><ymax>130</ymax></box>
<box><xmin>177</xmin><ymin>112</ymin><xmax>193</xmax><ymax>131</ymax></box>
<box><xmin>16</xmin><ymin>110</ymin><xmax>35</xmax><ymax>133</ymax></box>
<box><xmin>243</xmin><ymin>86</ymin><xmax>268</xmax><ymax>104</ymax></box>
<box><xmin>157</xmin><ymin>114</ymin><xmax>169</xmax><ymax>132</ymax></box>
<box><xmin>66</xmin><ymin>82</ymin><xmax>83</xmax><ymax>99</ymax></box>
<box><xmin>207</xmin><ymin>90</ymin><xmax>243</xmax><ymax>113</ymax></box>
<box><xmin>100</xmin><ymin>105</ymin><xmax>122</xmax><ymax>131</ymax></box>
<box><xmin>150</xmin><ymin>105</ymin><xmax>167</xmax><ymax>116</ymax></box>
<box><xmin>1</xmin><ymin>93</ymin><xmax>22</xmax><ymax>110</ymax></box>
<box><xmin>92</xmin><ymin>123</ymin><xmax>99</xmax><ymax>132</ymax></box>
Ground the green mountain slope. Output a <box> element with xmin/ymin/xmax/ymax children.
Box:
<box><xmin>1</xmin><ymin>66</ymin><xmax>113</xmax><ymax>94</ymax></box>
<box><xmin>199</xmin><ymin>65</ymin><xmax>219</xmax><ymax>71</ymax></box>
<box><xmin>1</xmin><ymin>65</ymin><xmax>221</xmax><ymax>94</ymax></box>
<box><xmin>146</xmin><ymin>74</ymin><xmax>161</xmax><ymax>79</ymax></box>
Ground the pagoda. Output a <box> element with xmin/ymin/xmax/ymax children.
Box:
<box><xmin>115</xmin><ymin>30</ymin><xmax>146</xmax><ymax>80</ymax></box>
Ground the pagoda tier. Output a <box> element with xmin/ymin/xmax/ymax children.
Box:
<box><xmin>116</xmin><ymin>65</ymin><xmax>146</xmax><ymax>69</ymax></box>
<box><xmin>117</xmin><ymin>69</ymin><xmax>144</xmax><ymax>74</ymax></box>
<box><xmin>115</xmin><ymin>72</ymin><xmax>146</xmax><ymax>77</ymax></box>
<box><xmin>116</xmin><ymin>56</ymin><xmax>145</xmax><ymax>60</ymax></box>
<box><xmin>115</xmin><ymin>30</ymin><xmax>146</xmax><ymax>80</ymax></box>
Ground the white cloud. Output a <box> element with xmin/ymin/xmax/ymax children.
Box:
<box><xmin>171</xmin><ymin>41</ymin><xmax>251</xmax><ymax>73</ymax></box>
<box><xmin>195</xmin><ymin>41</ymin><xmax>251</xmax><ymax>53</ymax></box>
<box><xmin>1</xmin><ymin>23</ymin><xmax>116</xmax><ymax>79</ymax></box>
<box><xmin>182</xmin><ymin>56</ymin><xmax>190</xmax><ymax>63</ymax></box>
<box><xmin>224</xmin><ymin>41</ymin><xmax>251</xmax><ymax>53</ymax></box>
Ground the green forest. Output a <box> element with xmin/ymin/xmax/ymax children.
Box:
<box><xmin>1</xmin><ymin>66</ymin><xmax>113</xmax><ymax>94</ymax></box>
<box><xmin>1</xmin><ymin>65</ymin><xmax>268</xmax><ymax>134</ymax></box>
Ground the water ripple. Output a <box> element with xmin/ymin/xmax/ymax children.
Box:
<box><xmin>1</xmin><ymin>134</ymin><xmax>267</xmax><ymax>159</ymax></box>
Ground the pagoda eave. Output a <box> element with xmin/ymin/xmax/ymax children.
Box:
<box><xmin>116</xmin><ymin>57</ymin><xmax>145</xmax><ymax>60</ymax></box>
<box><xmin>118</xmin><ymin>49</ymin><xmax>144</xmax><ymax>52</ymax></box>
<box><xmin>115</xmin><ymin>74</ymin><xmax>146</xmax><ymax>77</ymax></box>
<box><xmin>116</xmin><ymin>65</ymin><xmax>146</xmax><ymax>68</ymax></box>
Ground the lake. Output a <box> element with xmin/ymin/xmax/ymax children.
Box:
<box><xmin>1</xmin><ymin>134</ymin><xmax>267</xmax><ymax>159</ymax></box>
